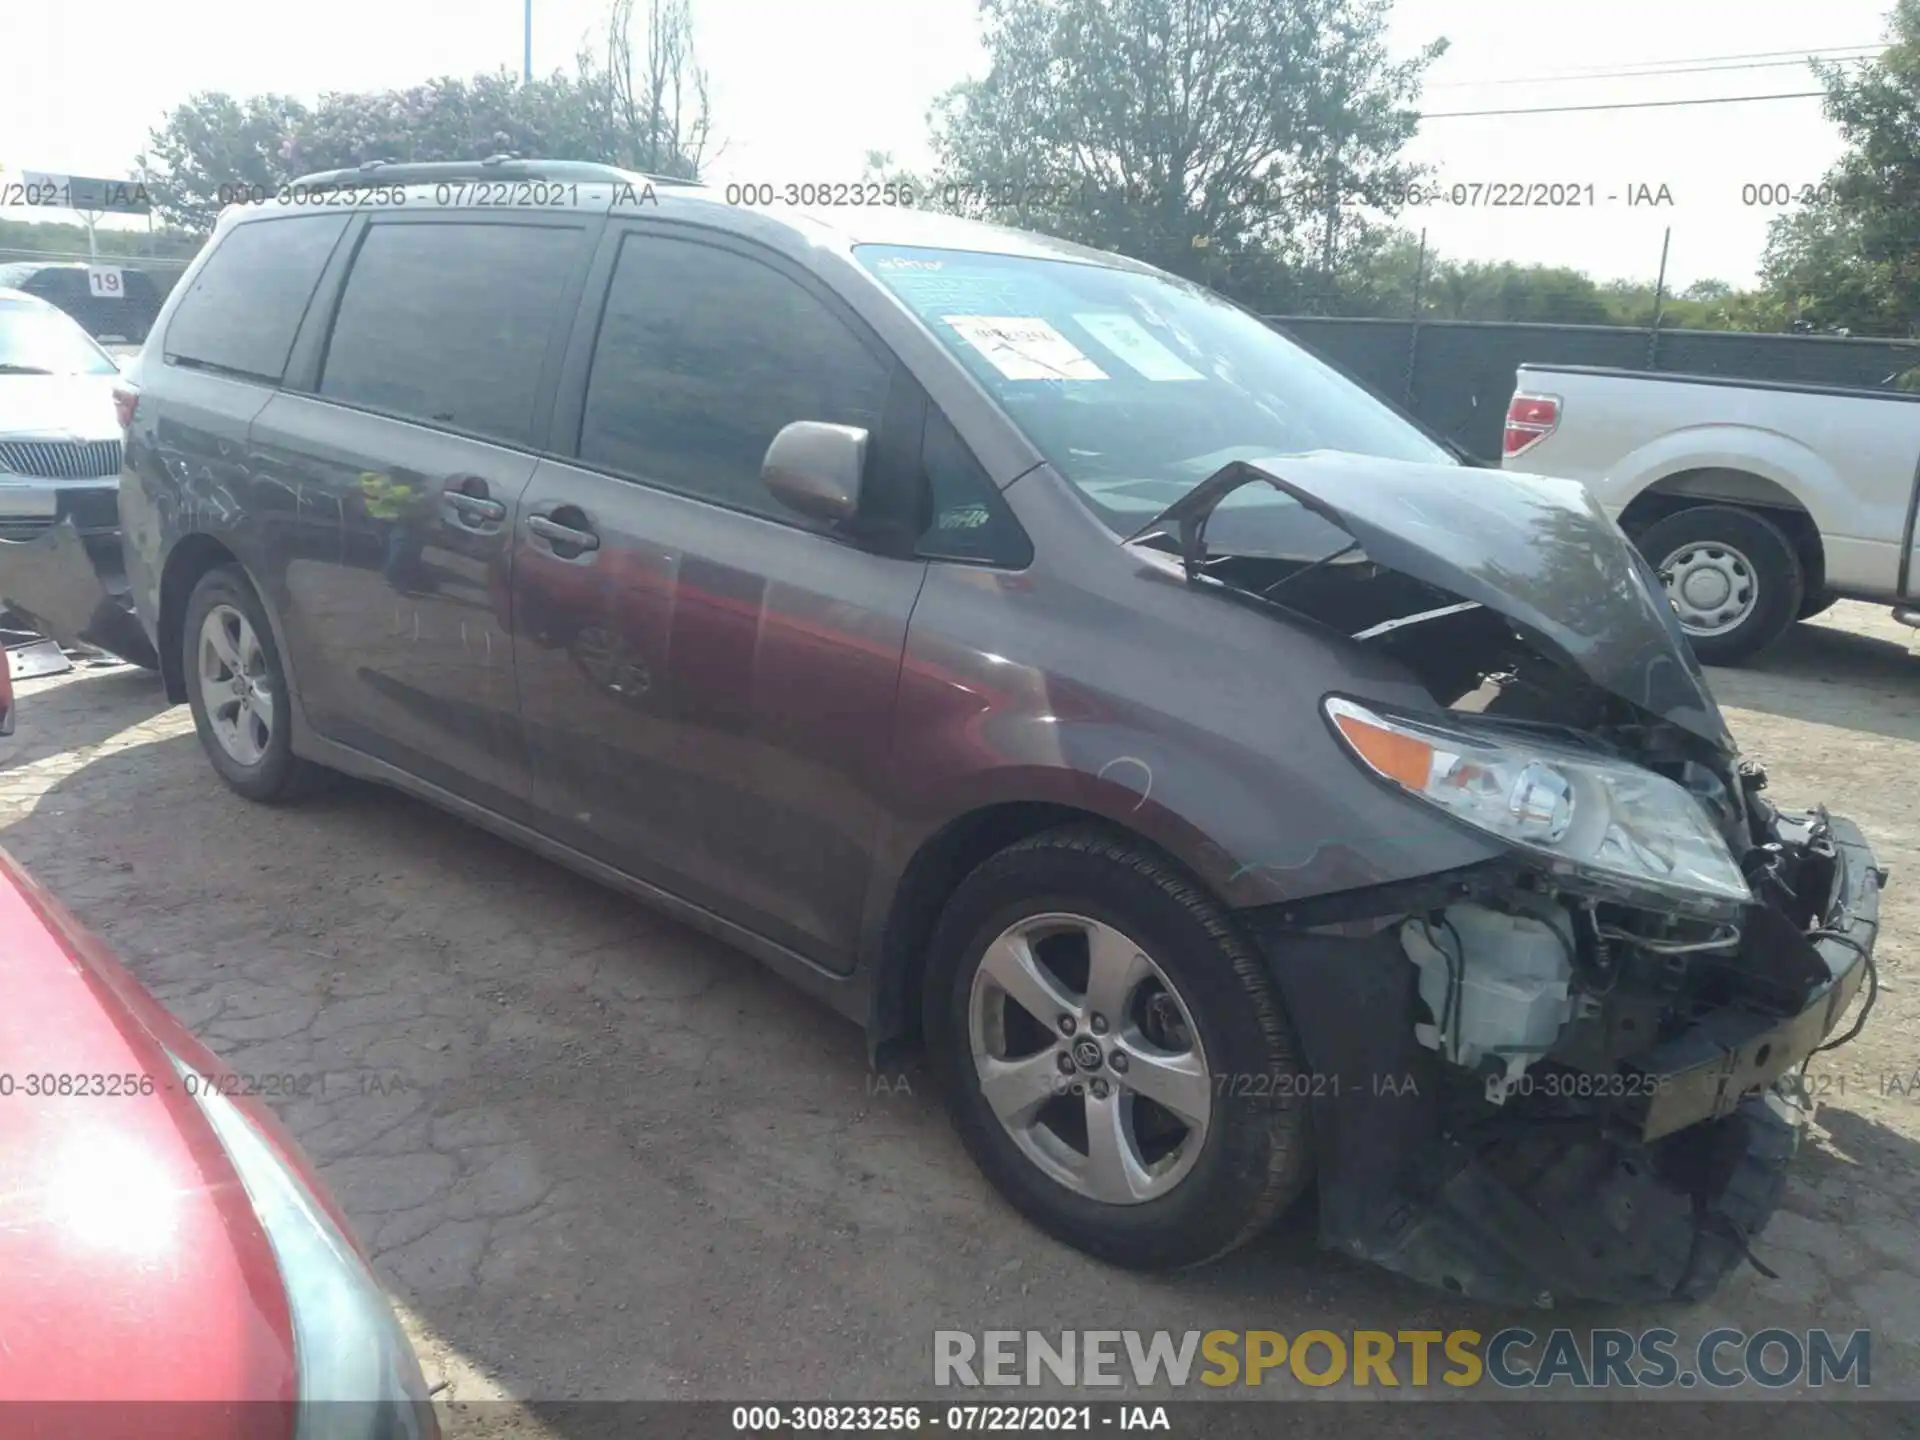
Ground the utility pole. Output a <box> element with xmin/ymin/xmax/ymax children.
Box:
<box><xmin>1647</xmin><ymin>226</ymin><xmax>1672</xmax><ymax>369</ymax></box>
<box><xmin>1404</xmin><ymin>227</ymin><xmax>1428</xmax><ymax>406</ymax></box>
<box><xmin>523</xmin><ymin>0</ymin><xmax>532</xmax><ymax>82</ymax></box>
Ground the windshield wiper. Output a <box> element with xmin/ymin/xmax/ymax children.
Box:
<box><xmin>0</xmin><ymin>364</ymin><xmax>56</xmax><ymax>375</ymax></box>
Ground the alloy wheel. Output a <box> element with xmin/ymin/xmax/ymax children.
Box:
<box><xmin>197</xmin><ymin>603</ymin><xmax>274</xmax><ymax>766</ymax></box>
<box><xmin>967</xmin><ymin>912</ymin><xmax>1212</xmax><ymax>1204</ymax></box>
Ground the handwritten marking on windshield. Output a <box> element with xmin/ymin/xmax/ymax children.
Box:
<box><xmin>941</xmin><ymin>315</ymin><xmax>1109</xmax><ymax>382</ymax></box>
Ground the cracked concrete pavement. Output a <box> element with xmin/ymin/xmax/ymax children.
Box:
<box><xmin>1</xmin><ymin>604</ymin><xmax>1917</xmax><ymax>1427</ymax></box>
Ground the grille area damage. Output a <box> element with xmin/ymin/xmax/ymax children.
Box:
<box><xmin>0</xmin><ymin>514</ymin><xmax>156</xmax><ymax>668</ymax></box>
<box><xmin>1134</xmin><ymin>455</ymin><xmax>1886</xmax><ymax>1306</ymax></box>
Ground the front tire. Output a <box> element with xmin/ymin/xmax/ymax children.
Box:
<box><xmin>924</xmin><ymin>825</ymin><xmax>1313</xmax><ymax>1270</ymax></box>
<box><xmin>1638</xmin><ymin>505</ymin><xmax>1804</xmax><ymax>667</ymax></box>
<box><xmin>182</xmin><ymin>565</ymin><xmax>316</xmax><ymax>803</ymax></box>
<box><xmin>1797</xmin><ymin>590</ymin><xmax>1839</xmax><ymax>621</ymax></box>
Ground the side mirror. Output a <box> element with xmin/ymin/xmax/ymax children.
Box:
<box><xmin>762</xmin><ymin>421</ymin><xmax>867</xmax><ymax>524</ymax></box>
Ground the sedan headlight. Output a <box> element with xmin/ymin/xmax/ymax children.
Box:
<box><xmin>170</xmin><ymin>1052</ymin><xmax>437</xmax><ymax>1439</ymax></box>
<box><xmin>1325</xmin><ymin>697</ymin><xmax>1752</xmax><ymax>906</ymax></box>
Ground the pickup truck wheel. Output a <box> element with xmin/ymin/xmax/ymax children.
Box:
<box><xmin>1639</xmin><ymin>506</ymin><xmax>1804</xmax><ymax>666</ymax></box>
<box><xmin>1798</xmin><ymin>590</ymin><xmax>1839</xmax><ymax>620</ymax></box>
<box><xmin>924</xmin><ymin>825</ymin><xmax>1314</xmax><ymax>1271</ymax></box>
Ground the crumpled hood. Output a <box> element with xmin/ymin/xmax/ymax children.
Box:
<box><xmin>0</xmin><ymin>373</ymin><xmax>121</xmax><ymax>442</ymax></box>
<box><xmin>1134</xmin><ymin>451</ymin><xmax>1737</xmax><ymax>754</ymax></box>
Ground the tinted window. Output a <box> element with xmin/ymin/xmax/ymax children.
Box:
<box><xmin>320</xmin><ymin>222</ymin><xmax>580</xmax><ymax>447</ymax></box>
<box><xmin>28</xmin><ymin>270</ymin><xmax>87</xmax><ymax>300</ymax></box>
<box><xmin>165</xmin><ymin>216</ymin><xmax>347</xmax><ymax>382</ymax></box>
<box><xmin>579</xmin><ymin>234</ymin><xmax>891</xmax><ymax>520</ymax></box>
<box><xmin>918</xmin><ymin>407</ymin><xmax>1029</xmax><ymax>565</ymax></box>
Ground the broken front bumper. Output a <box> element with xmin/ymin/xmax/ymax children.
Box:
<box><xmin>1628</xmin><ymin>814</ymin><xmax>1879</xmax><ymax>1142</ymax></box>
<box><xmin>0</xmin><ymin>512</ymin><xmax>157</xmax><ymax>668</ymax></box>
<box><xmin>1245</xmin><ymin>811</ymin><xmax>1883</xmax><ymax>1308</ymax></box>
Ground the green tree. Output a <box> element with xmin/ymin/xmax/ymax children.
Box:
<box><xmin>1425</xmin><ymin>261</ymin><xmax>1613</xmax><ymax>324</ymax></box>
<box><xmin>1320</xmin><ymin>228</ymin><xmax>1428</xmax><ymax>314</ymax></box>
<box><xmin>276</xmin><ymin>72</ymin><xmax>631</xmax><ymax>178</ymax></box>
<box><xmin>1761</xmin><ymin>205</ymin><xmax>1901</xmax><ymax>334</ymax></box>
<box><xmin>583</xmin><ymin>0</ymin><xmax>713</xmax><ymax>176</ymax></box>
<box><xmin>1696</xmin><ymin>287</ymin><xmax>1790</xmax><ymax>333</ymax></box>
<box><xmin>858</xmin><ymin>149</ymin><xmax>939</xmax><ymax>206</ymax></box>
<box><xmin>136</xmin><ymin>0</ymin><xmax>711</xmax><ymax>234</ymax></box>
<box><xmin>1757</xmin><ymin>0</ymin><xmax>1920</xmax><ymax>335</ymax></box>
<box><xmin>135</xmin><ymin>92</ymin><xmax>312</xmax><ymax>231</ymax></box>
<box><xmin>924</xmin><ymin>0</ymin><xmax>1445</xmax><ymax>285</ymax></box>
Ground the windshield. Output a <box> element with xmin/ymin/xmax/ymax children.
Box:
<box><xmin>0</xmin><ymin>299</ymin><xmax>117</xmax><ymax>376</ymax></box>
<box><xmin>855</xmin><ymin>243</ymin><xmax>1454</xmax><ymax>532</ymax></box>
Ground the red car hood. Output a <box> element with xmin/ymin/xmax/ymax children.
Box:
<box><xmin>0</xmin><ymin>848</ymin><xmax>298</xmax><ymax>1424</ymax></box>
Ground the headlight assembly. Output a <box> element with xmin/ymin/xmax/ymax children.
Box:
<box><xmin>1325</xmin><ymin>696</ymin><xmax>1752</xmax><ymax>907</ymax></box>
<box><xmin>169</xmin><ymin>1052</ymin><xmax>437</xmax><ymax>1440</ymax></box>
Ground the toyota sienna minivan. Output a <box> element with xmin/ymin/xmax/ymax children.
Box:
<box><xmin>115</xmin><ymin>158</ymin><xmax>1885</xmax><ymax>1307</ymax></box>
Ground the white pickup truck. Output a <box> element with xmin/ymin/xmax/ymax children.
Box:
<box><xmin>1501</xmin><ymin>362</ymin><xmax>1920</xmax><ymax>664</ymax></box>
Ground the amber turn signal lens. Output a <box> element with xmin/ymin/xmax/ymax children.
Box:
<box><xmin>1330</xmin><ymin>707</ymin><xmax>1435</xmax><ymax>790</ymax></box>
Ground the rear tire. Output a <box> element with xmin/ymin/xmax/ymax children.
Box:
<box><xmin>924</xmin><ymin>824</ymin><xmax>1313</xmax><ymax>1270</ymax></box>
<box><xmin>182</xmin><ymin>565</ymin><xmax>318</xmax><ymax>804</ymax></box>
<box><xmin>1638</xmin><ymin>505</ymin><xmax>1803</xmax><ymax>667</ymax></box>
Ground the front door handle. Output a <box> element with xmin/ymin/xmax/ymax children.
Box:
<box><xmin>447</xmin><ymin>491</ymin><xmax>506</xmax><ymax>522</ymax></box>
<box><xmin>443</xmin><ymin>476</ymin><xmax>506</xmax><ymax>525</ymax></box>
<box><xmin>527</xmin><ymin>513</ymin><xmax>600</xmax><ymax>553</ymax></box>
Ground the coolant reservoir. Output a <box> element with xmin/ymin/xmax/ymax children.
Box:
<box><xmin>1400</xmin><ymin>901</ymin><xmax>1575</xmax><ymax>1101</ymax></box>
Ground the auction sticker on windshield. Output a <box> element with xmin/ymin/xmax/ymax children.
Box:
<box><xmin>941</xmin><ymin>315</ymin><xmax>1109</xmax><ymax>381</ymax></box>
<box><xmin>1073</xmin><ymin>311</ymin><xmax>1205</xmax><ymax>381</ymax></box>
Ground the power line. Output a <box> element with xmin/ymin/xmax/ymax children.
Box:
<box><xmin>1420</xmin><ymin>90</ymin><xmax>1829</xmax><ymax>119</ymax></box>
<box><xmin>1428</xmin><ymin>52</ymin><xmax>1877</xmax><ymax>89</ymax></box>
<box><xmin>1428</xmin><ymin>43</ymin><xmax>1882</xmax><ymax>88</ymax></box>
<box><xmin>1577</xmin><ymin>42</ymin><xmax>1877</xmax><ymax>64</ymax></box>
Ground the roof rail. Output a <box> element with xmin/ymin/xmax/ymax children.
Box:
<box><xmin>287</xmin><ymin>155</ymin><xmax>705</xmax><ymax>191</ymax></box>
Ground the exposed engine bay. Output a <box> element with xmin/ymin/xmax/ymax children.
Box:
<box><xmin>1134</xmin><ymin>456</ymin><xmax>1887</xmax><ymax>1306</ymax></box>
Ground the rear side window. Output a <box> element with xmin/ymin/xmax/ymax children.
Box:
<box><xmin>165</xmin><ymin>216</ymin><xmax>347</xmax><ymax>383</ymax></box>
<box><xmin>578</xmin><ymin>233</ymin><xmax>892</xmax><ymax>521</ymax></box>
<box><xmin>319</xmin><ymin>221</ymin><xmax>581</xmax><ymax>448</ymax></box>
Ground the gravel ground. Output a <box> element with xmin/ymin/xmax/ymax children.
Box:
<box><xmin>2</xmin><ymin>603</ymin><xmax>1916</xmax><ymax>1429</ymax></box>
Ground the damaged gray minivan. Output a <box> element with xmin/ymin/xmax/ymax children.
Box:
<box><xmin>120</xmin><ymin>163</ymin><xmax>1885</xmax><ymax>1310</ymax></box>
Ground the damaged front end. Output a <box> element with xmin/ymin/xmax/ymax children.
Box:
<box><xmin>1134</xmin><ymin>455</ymin><xmax>1886</xmax><ymax>1306</ymax></box>
<box><xmin>0</xmin><ymin>513</ymin><xmax>157</xmax><ymax>668</ymax></box>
